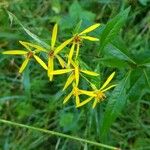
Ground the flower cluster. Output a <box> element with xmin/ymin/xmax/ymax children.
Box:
<box><xmin>2</xmin><ymin>23</ymin><xmax>116</xmax><ymax>108</ymax></box>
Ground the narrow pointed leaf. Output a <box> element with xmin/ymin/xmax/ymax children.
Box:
<box><xmin>7</xmin><ymin>11</ymin><xmax>49</xmax><ymax>48</ymax></box>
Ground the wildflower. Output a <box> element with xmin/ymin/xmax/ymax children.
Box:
<box><xmin>77</xmin><ymin>72</ymin><xmax>116</xmax><ymax>108</ymax></box>
<box><xmin>63</xmin><ymin>83</ymin><xmax>95</xmax><ymax>106</ymax></box>
<box><xmin>67</xmin><ymin>23</ymin><xmax>100</xmax><ymax>65</ymax></box>
<box><xmin>47</xmin><ymin>24</ymin><xmax>73</xmax><ymax>81</ymax></box>
<box><xmin>49</xmin><ymin>59</ymin><xmax>99</xmax><ymax>90</ymax></box>
<box><xmin>2</xmin><ymin>41</ymin><xmax>48</xmax><ymax>73</ymax></box>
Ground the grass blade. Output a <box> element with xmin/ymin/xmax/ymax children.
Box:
<box><xmin>0</xmin><ymin>119</ymin><xmax>119</xmax><ymax>150</ymax></box>
<box><xmin>7</xmin><ymin>11</ymin><xmax>49</xmax><ymax>49</ymax></box>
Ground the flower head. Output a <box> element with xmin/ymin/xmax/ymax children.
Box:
<box><xmin>49</xmin><ymin>59</ymin><xmax>99</xmax><ymax>90</ymax></box>
<box><xmin>47</xmin><ymin>24</ymin><xmax>73</xmax><ymax>81</ymax></box>
<box><xmin>77</xmin><ymin>72</ymin><xmax>116</xmax><ymax>108</ymax></box>
<box><xmin>2</xmin><ymin>41</ymin><xmax>48</xmax><ymax>73</ymax></box>
<box><xmin>67</xmin><ymin>23</ymin><xmax>100</xmax><ymax>66</ymax></box>
<box><xmin>63</xmin><ymin>83</ymin><xmax>95</xmax><ymax>107</ymax></box>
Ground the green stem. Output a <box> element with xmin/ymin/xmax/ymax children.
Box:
<box><xmin>0</xmin><ymin>119</ymin><xmax>119</xmax><ymax>150</ymax></box>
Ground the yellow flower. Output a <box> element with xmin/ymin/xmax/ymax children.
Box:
<box><xmin>49</xmin><ymin>59</ymin><xmax>99</xmax><ymax>90</ymax></box>
<box><xmin>63</xmin><ymin>84</ymin><xmax>94</xmax><ymax>107</ymax></box>
<box><xmin>77</xmin><ymin>72</ymin><xmax>116</xmax><ymax>108</ymax></box>
<box><xmin>2</xmin><ymin>41</ymin><xmax>48</xmax><ymax>73</ymax></box>
<box><xmin>63</xmin><ymin>84</ymin><xmax>81</xmax><ymax>106</ymax></box>
<box><xmin>47</xmin><ymin>24</ymin><xmax>73</xmax><ymax>81</ymax></box>
<box><xmin>67</xmin><ymin>23</ymin><xmax>100</xmax><ymax>65</ymax></box>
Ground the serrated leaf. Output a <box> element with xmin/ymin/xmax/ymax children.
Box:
<box><xmin>7</xmin><ymin>11</ymin><xmax>49</xmax><ymax>49</ymax></box>
<box><xmin>100</xmin><ymin>71</ymin><xmax>130</xmax><ymax>139</ymax></box>
<box><xmin>69</xmin><ymin>0</ymin><xmax>82</xmax><ymax>21</ymax></box>
<box><xmin>127</xmin><ymin>69</ymin><xmax>146</xmax><ymax>101</ymax></box>
<box><xmin>100</xmin><ymin>7</ymin><xmax>130</xmax><ymax>50</ymax></box>
<box><xmin>99</xmin><ymin>57</ymin><xmax>128</xmax><ymax>68</ymax></box>
<box><xmin>69</xmin><ymin>1</ymin><xmax>95</xmax><ymax>22</ymax></box>
<box><xmin>104</xmin><ymin>43</ymin><xmax>136</xmax><ymax>65</ymax></box>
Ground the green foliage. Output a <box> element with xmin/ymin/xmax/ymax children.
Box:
<box><xmin>100</xmin><ymin>71</ymin><xmax>130</xmax><ymax>139</ymax></box>
<box><xmin>100</xmin><ymin>7</ymin><xmax>130</xmax><ymax>51</ymax></box>
<box><xmin>0</xmin><ymin>0</ymin><xmax>150</xmax><ymax>150</ymax></box>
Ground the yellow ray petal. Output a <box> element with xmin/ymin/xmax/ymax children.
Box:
<box><xmin>100</xmin><ymin>72</ymin><xmax>115</xmax><ymax>90</ymax></box>
<box><xmin>92</xmin><ymin>99</ymin><xmax>98</xmax><ymax>109</ymax></box>
<box><xmin>76</xmin><ymin>97</ymin><xmax>93</xmax><ymax>108</ymax></box>
<box><xmin>75</xmin><ymin>43</ymin><xmax>80</xmax><ymax>59</ymax></box>
<box><xmin>67</xmin><ymin>43</ymin><xmax>75</xmax><ymax>66</ymax></box>
<box><xmin>51</xmin><ymin>24</ymin><xmax>58</xmax><ymax>49</ymax></box>
<box><xmin>79</xmin><ymin>89</ymin><xmax>96</xmax><ymax>97</ymax></box>
<box><xmin>49</xmin><ymin>69</ymin><xmax>73</xmax><ymax>75</ymax></box>
<box><xmin>54</xmin><ymin>38</ymin><xmax>73</xmax><ymax>55</ymax></box>
<box><xmin>56</xmin><ymin>54</ymin><xmax>66</xmax><ymax>68</ymax></box>
<box><xmin>79</xmin><ymin>23</ymin><xmax>100</xmax><ymax>35</ymax></box>
<box><xmin>19</xmin><ymin>58</ymin><xmax>30</xmax><ymax>73</ymax></box>
<box><xmin>69</xmin><ymin>59</ymin><xmax>76</xmax><ymax>68</ymax></box>
<box><xmin>19</xmin><ymin>41</ymin><xmax>46</xmax><ymax>52</ymax></box>
<box><xmin>75</xmin><ymin>95</ymin><xmax>80</xmax><ymax>106</ymax></box>
<box><xmin>33</xmin><ymin>55</ymin><xmax>48</xmax><ymax>70</ymax></box>
<box><xmin>19</xmin><ymin>41</ymin><xmax>31</xmax><ymax>51</ymax></box>
<box><xmin>75</xmin><ymin>66</ymin><xmax>79</xmax><ymax>86</ymax></box>
<box><xmin>2</xmin><ymin>50</ymin><xmax>28</xmax><ymax>55</ymax></box>
<box><xmin>63</xmin><ymin>90</ymin><xmax>73</xmax><ymax>104</ymax></box>
<box><xmin>80</xmin><ymin>36</ymin><xmax>99</xmax><ymax>41</ymax></box>
<box><xmin>101</xmin><ymin>84</ymin><xmax>117</xmax><ymax>92</ymax></box>
<box><xmin>80</xmin><ymin>70</ymin><xmax>99</xmax><ymax>76</ymax></box>
<box><xmin>48</xmin><ymin>57</ymin><xmax>54</xmax><ymax>81</ymax></box>
<box><xmin>63</xmin><ymin>73</ymin><xmax>74</xmax><ymax>90</ymax></box>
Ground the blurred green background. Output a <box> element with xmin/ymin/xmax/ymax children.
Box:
<box><xmin>0</xmin><ymin>0</ymin><xmax>150</xmax><ymax>150</ymax></box>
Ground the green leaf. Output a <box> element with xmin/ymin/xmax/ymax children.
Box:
<box><xmin>100</xmin><ymin>7</ymin><xmax>130</xmax><ymax>50</ymax></box>
<box><xmin>138</xmin><ymin>0</ymin><xmax>150</xmax><ymax>6</ymax></box>
<box><xmin>104</xmin><ymin>43</ymin><xmax>136</xmax><ymax>65</ymax></box>
<box><xmin>69</xmin><ymin>1</ymin><xmax>95</xmax><ymax>22</ymax></box>
<box><xmin>99</xmin><ymin>56</ymin><xmax>128</xmax><ymax>68</ymax></box>
<box><xmin>7</xmin><ymin>11</ymin><xmax>49</xmax><ymax>49</ymax></box>
<box><xmin>22</xmin><ymin>65</ymin><xmax>31</xmax><ymax>99</ymax></box>
<box><xmin>127</xmin><ymin>69</ymin><xmax>146</xmax><ymax>101</ymax></box>
<box><xmin>143</xmin><ymin>69</ymin><xmax>150</xmax><ymax>89</ymax></box>
<box><xmin>51</xmin><ymin>0</ymin><xmax>61</xmax><ymax>14</ymax></box>
<box><xmin>100</xmin><ymin>71</ymin><xmax>131</xmax><ymax>139</ymax></box>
